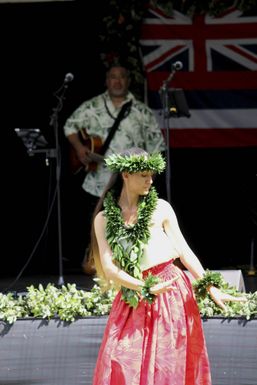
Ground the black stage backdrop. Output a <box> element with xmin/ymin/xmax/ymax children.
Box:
<box><xmin>1</xmin><ymin>1</ymin><xmax>257</xmax><ymax>277</ymax></box>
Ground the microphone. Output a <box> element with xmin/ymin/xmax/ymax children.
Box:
<box><xmin>64</xmin><ymin>72</ymin><xmax>74</xmax><ymax>84</ymax></box>
<box><xmin>171</xmin><ymin>61</ymin><xmax>183</xmax><ymax>71</ymax></box>
<box><xmin>160</xmin><ymin>61</ymin><xmax>183</xmax><ymax>91</ymax></box>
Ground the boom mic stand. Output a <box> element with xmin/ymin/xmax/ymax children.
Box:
<box><xmin>159</xmin><ymin>62</ymin><xmax>183</xmax><ymax>203</ymax></box>
<box><xmin>247</xmin><ymin>237</ymin><xmax>256</xmax><ymax>276</ymax></box>
<box><xmin>49</xmin><ymin>73</ymin><xmax>74</xmax><ymax>286</ymax></box>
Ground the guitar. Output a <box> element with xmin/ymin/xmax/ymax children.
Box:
<box><xmin>69</xmin><ymin>128</ymin><xmax>104</xmax><ymax>175</ymax></box>
<box><xmin>69</xmin><ymin>101</ymin><xmax>132</xmax><ymax>175</ymax></box>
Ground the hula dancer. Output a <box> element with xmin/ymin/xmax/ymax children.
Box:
<box><xmin>90</xmin><ymin>147</ymin><xmax>245</xmax><ymax>385</ymax></box>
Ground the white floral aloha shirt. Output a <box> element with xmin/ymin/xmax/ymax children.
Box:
<box><xmin>63</xmin><ymin>91</ymin><xmax>166</xmax><ymax>197</ymax></box>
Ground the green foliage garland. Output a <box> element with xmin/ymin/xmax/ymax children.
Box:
<box><xmin>1</xmin><ymin>276</ymin><xmax>257</xmax><ymax>324</ymax></box>
<box><xmin>0</xmin><ymin>283</ymin><xmax>116</xmax><ymax>324</ymax></box>
<box><xmin>141</xmin><ymin>273</ymin><xmax>160</xmax><ymax>304</ymax></box>
<box><xmin>193</xmin><ymin>270</ymin><xmax>224</xmax><ymax>298</ymax></box>
<box><xmin>104</xmin><ymin>187</ymin><xmax>158</xmax><ymax>308</ymax></box>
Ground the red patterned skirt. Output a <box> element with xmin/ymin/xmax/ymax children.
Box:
<box><xmin>92</xmin><ymin>260</ymin><xmax>212</xmax><ymax>385</ymax></box>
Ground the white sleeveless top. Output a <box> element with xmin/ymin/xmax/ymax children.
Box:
<box><xmin>140</xmin><ymin>222</ymin><xmax>180</xmax><ymax>271</ymax></box>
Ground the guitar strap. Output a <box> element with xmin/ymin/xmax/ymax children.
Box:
<box><xmin>99</xmin><ymin>100</ymin><xmax>132</xmax><ymax>156</ymax></box>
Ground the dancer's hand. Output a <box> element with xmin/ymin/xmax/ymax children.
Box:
<box><xmin>149</xmin><ymin>276</ymin><xmax>179</xmax><ymax>295</ymax></box>
<box><xmin>208</xmin><ymin>286</ymin><xmax>247</xmax><ymax>311</ymax></box>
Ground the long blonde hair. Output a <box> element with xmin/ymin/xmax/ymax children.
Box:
<box><xmin>88</xmin><ymin>172</ymin><xmax>123</xmax><ymax>288</ymax></box>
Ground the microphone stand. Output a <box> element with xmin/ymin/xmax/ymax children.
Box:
<box><xmin>49</xmin><ymin>79</ymin><xmax>72</xmax><ymax>286</ymax></box>
<box><xmin>159</xmin><ymin>69</ymin><xmax>176</xmax><ymax>204</ymax></box>
<box><xmin>247</xmin><ymin>237</ymin><xmax>256</xmax><ymax>276</ymax></box>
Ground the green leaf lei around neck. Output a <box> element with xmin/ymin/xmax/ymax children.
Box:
<box><xmin>104</xmin><ymin>187</ymin><xmax>158</xmax><ymax>308</ymax></box>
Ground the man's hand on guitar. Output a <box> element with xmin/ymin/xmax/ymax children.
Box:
<box><xmin>76</xmin><ymin>145</ymin><xmax>92</xmax><ymax>167</ymax></box>
<box><xmin>75</xmin><ymin>145</ymin><xmax>101</xmax><ymax>172</ymax></box>
<box><xmin>68</xmin><ymin>130</ymin><xmax>103</xmax><ymax>175</ymax></box>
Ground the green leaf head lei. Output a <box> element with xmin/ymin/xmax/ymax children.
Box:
<box><xmin>105</xmin><ymin>152</ymin><xmax>166</xmax><ymax>174</ymax></box>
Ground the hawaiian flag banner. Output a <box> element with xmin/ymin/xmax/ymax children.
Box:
<box><xmin>140</xmin><ymin>5</ymin><xmax>257</xmax><ymax>147</ymax></box>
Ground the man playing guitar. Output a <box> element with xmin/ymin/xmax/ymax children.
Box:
<box><xmin>63</xmin><ymin>64</ymin><xmax>165</xmax><ymax>274</ymax></box>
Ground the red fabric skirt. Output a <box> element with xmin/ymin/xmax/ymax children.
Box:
<box><xmin>92</xmin><ymin>260</ymin><xmax>212</xmax><ymax>385</ymax></box>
